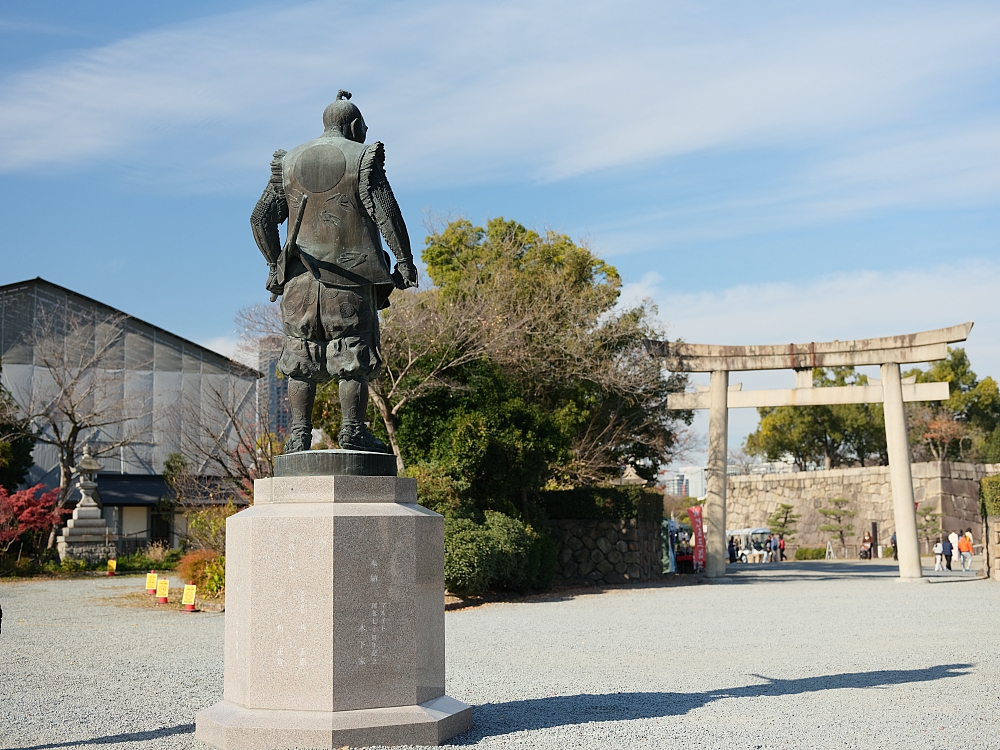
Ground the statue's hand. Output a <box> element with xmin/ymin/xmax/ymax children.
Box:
<box><xmin>394</xmin><ymin>259</ymin><xmax>418</xmax><ymax>289</ymax></box>
<box><xmin>266</xmin><ymin>265</ymin><xmax>284</xmax><ymax>298</ymax></box>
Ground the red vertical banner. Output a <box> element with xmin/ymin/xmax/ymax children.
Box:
<box><xmin>688</xmin><ymin>506</ymin><xmax>706</xmax><ymax>569</ymax></box>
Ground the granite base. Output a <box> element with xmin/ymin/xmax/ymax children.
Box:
<box><xmin>196</xmin><ymin>695</ymin><xmax>472</xmax><ymax>749</ymax></box>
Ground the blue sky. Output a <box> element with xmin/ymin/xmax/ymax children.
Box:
<box><xmin>2</xmin><ymin>0</ymin><xmax>999</xmax><ymax>461</ymax></box>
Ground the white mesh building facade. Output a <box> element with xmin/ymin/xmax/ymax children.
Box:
<box><xmin>0</xmin><ymin>278</ymin><xmax>260</xmax><ymax>545</ymax></box>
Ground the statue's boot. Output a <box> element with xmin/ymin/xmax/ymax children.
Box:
<box><xmin>284</xmin><ymin>378</ymin><xmax>316</xmax><ymax>454</ymax></box>
<box><xmin>338</xmin><ymin>422</ymin><xmax>390</xmax><ymax>453</ymax></box>
<box><xmin>337</xmin><ymin>378</ymin><xmax>391</xmax><ymax>453</ymax></box>
<box><xmin>283</xmin><ymin>429</ymin><xmax>312</xmax><ymax>454</ymax></box>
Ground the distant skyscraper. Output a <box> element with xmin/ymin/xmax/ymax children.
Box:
<box><xmin>662</xmin><ymin>473</ymin><xmax>689</xmax><ymax>497</ymax></box>
<box><xmin>259</xmin><ymin>343</ymin><xmax>290</xmax><ymax>439</ymax></box>
<box><xmin>674</xmin><ymin>466</ymin><xmax>707</xmax><ymax>498</ymax></box>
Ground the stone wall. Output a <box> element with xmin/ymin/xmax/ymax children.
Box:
<box><xmin>727</xmin><ymin>462</ymin><xmax>1000</xmax><ymax>552</ymax></box>
<box><xmin>551</xmin><ymin>519</ymin><xmax>661</xmax><ymax>585</ymax></box>
<box><xmin>984</xmin><ymin>516</ymin><xmax>1000</xmax><ymax>582</ymax></box>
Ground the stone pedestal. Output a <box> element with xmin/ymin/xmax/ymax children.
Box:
<box><xmin>57</xmin><ymin>478</ymin><xmax>114</xmax><ymax>563</ymax></box>
<box><xmin>195</xmin><ymin>453</ymin><xmax>472</xmax><ymax>748</ymax></box>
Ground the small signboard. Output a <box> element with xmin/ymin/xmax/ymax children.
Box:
<box><xmin>107</xmin><ymin>559</ymin><xmax>117</xmax><ymax>575</ymax></box>
<box><xmin>156</xmin><ymin>578</ymin><xmax>169</xmax><ymax>598</ymax></box>
<box><xmin>825</xmin><ymin>541</ymin><xmax>836</xmax><ymax>560</ymax></box>
<box><xmin>182</xmin><ymin>585</ymin><xmax>197</xmax><ymax>606</ymax></box>
<box><xmin>145</xmin><ymin>572</ymin><xmax>158</xmax><ymax>591</ymax></box>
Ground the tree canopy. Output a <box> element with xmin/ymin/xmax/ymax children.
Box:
<box><xmin>905</xmin><ymin>348</ymin><xmax>1000</xmax><ymax>462</ymax></box>
<box><xmin>745</xmin><ymin>367</ymin><xmax>886</xmax><ymax>470</ymax></box>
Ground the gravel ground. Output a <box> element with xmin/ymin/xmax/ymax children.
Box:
<box><xmin>2</xmin><ymin>561</ymin><xmax>999</xmax><ymax>749</ymax></box>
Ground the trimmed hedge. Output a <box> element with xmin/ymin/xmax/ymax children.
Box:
<box><xmin>981</xmin><ymin>475</ymin><xmax>1000</xmax><ymax>518</ymax></box>
<box><xmin>444</xmin><ymin>511</ymin><xmax>556</xmax><ymax>597</ymax></box>
<box><xmin>539</xmin><ymin>485</ymin><xmax>662</xmax><ymax>523</ymax></box>
<box><xmin>794</xmin><ymin>547</ymin><xmax>827</xmax><ymax>560</ymax></box>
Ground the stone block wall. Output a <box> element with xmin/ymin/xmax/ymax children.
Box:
<box><xmin>551</xmin><ymin>519</ymin><xmax>661</xmax><ymax>585</ymax></box>
<box><xmin>984</xmin><ymin>516</ymin><xmax>1000</xmax><ymax>582</ymax></box>
<box><xmin>727</xmin><ymin>461</ymin><xmax>1000</xmax><ymax>553</ymax></box>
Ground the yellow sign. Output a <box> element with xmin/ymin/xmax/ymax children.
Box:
<box><xmin>145</xmin><ymin>572</ymin><xmax>158</xmax><ymax>590</ymax></box>
<box><xmin>107</xmin><ymin>559</ymin><xmax>117</xmax><ymax>574</ymax></box>
<box><xmin>182</xmin><ymin>584</ymin><xmax>197</xmax><ymax>606</ymax></box>
<box><xmin>156</xmin><ymin>578</ymin><xmax>169</xmax><ymax>598</ymax></box>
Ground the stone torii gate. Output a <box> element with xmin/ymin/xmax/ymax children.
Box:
<box><xmin>651</xmin><ymin>322</ymin><xmax>973</xmax><ymax>582</ymax></box>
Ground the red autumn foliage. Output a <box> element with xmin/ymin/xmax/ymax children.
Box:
<box><xmin>0</xmin><ymin>484</ymin><xmax>68</xmax><ymax>554</ymax></box>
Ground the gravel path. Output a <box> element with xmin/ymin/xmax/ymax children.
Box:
<box><xmin>2</xmin><ymin>561</ymin><xmax>998</xmax><ymax>749</ymax></box>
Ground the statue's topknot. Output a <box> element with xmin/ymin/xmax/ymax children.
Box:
<box><xmin>337</xmin><ymin>90</ymin><xmax>351</xmax><ymax>101</ymax></box>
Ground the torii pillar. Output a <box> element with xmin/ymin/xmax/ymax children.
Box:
<box><xmin>651</xmin><ymin>323</ymin><xmax>973</xmax><ymax>582</ymax></box>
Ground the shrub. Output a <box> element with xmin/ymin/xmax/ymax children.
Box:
<box><xmin>116</xmin><ymin>544</ymin><xmax>182</xmax><ymax>572</ymax></box>
<box><xmin>794</xmin><ymin>547</ymin><xmax>827</xmax><ymax>560</ymax></box>
<box><xmin>404</xmin><ymin>463</ymin><xmax>474</xmax><ymax>518</ymax></box>
<box><xmin>539</xmin><ymin>485</ymin><xmax>663</xmax><ymax>523</ymax></box>
<box><xmin>444</xmin><ymin>511</ymin><xmax>555</xmax><ymax>597</ymax></box>
<box><xmin>40</xmin><ymin>557</ymin><xmax>92</xmax><ymax>574</ymax></box>
<box><xmin>0</xmin><ymin>557</ymin><xmax>41</xmax><ymax>577</ymax></box>
<box><xmin>185</xmin><ymin>503</ymin><xmax>239</xmax><ymax>554</ymax></box>
<box><xmin>177</xmin><ymin>550</ymin><xmax>226</xmax><ymax>597</ymax></box>
<box><xmin>0</xmin><ymin>484</ymin><xmax>67</xmax><ymax>556</ymax></box>
<box><xmin>981</xmin><ymin>475</ymin><xmax>1000</xmax><ymax>518</ymax></box>
<box><xmin>144</xmin><ymin>541</ymin><xmax>172</xmax><ymax>563</ymax></box>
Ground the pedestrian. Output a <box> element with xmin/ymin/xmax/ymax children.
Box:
<box><xmin>891</xmin><ymin>532</ymin><xmax>897</xmax><ymax>560</ymax></box>
<box><xmin>779</xmin><ymin>534</ymin><xmax>786</xmax><ymax>561</ymax></box>
<box><xmin>771</xmin><ymin>535</ymin><xmax>780</xmax><ymax>562</ymax></box>
<box><xmin>933</xmin><ymin>538</ymin><xmax>944</xmax><ymax>571</ymax></box>
<box><xmin>728</xmin><ymin>536</ymin><xmax>737</xmax><ymax>564</ymax></box>
<box><xmin>861</xmin><ymin>530</ymin><xmax>874</xmax><ymax>561</ymax></box>
<box><xmin>949</xmin><ymin>530</ymin><xmax>960</xmax><ymax>568</ymax></box>
<box><xmin>958</xmin><ymin>531</ymin><xmax>973</xmax><ymax>571</ymax></box>
<box><xmin>941</xmin><ymin>535</ymin><xmax>953</xmax><ymax>571</ymax></box>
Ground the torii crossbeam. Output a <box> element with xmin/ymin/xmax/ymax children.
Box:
<box><xmin>651</xmin><ymin>322</ymin><xmax>973</xmax><ymax>581</ymax></box>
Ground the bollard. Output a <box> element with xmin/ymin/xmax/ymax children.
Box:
<box><xmin>145</xmin><ymin>570</ymin><xmax>157</xmax><ymax>595</ymax></box>
<box><xmin>156</xmin><ymin>577</ymin><xmax>169</xmax><ymax>604</ymax></box>
<box><xmin>107</xmin><ymin>559</ymin><xmax>117</xmax><ymax>577</ymax></box>
<box><xmin>181</xmin><ymin>582</ymin><xmax>199</xmax><ymax>613</ymax></box>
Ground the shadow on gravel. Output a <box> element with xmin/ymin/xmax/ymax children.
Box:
<box><xmin>9</xmin><ymin>723</ymin><xmax>194</xmax><ymax>749</ymax></box>
<box><xmin>723</xmin><ymin>561</ymin><xmax>986</xmax><ymax>584</ymax></box>
<box><xmin>451</xmin><ymin>663</ymin><xmax>972</xmax><ymax>743</ymax></box>
<box><xmin>726</xmin><ymin>560</ymin><xmax>902</xmax><ymax>581</ymax></box>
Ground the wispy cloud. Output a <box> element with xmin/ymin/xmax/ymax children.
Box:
<box><xmin>2</xmin><ymin>0</ymin><xmax>999</xmax><ymax>203</ymax></box>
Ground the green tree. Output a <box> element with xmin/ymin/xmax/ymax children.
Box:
<box><xmin>916</xmin><ymin>505</ymin><xmax>943</xmax><ymax>555</ymax></box>
<box><xmin>980</xmin><ymin>427</ymin><xmax>1000</xmax><ymax>464</ymax></box>
<box><xmin>0</xmin><ymin>382</ymin><xmax>35</xmax><ymax>491</ymax></box>
<box><xmin>397</xmin><ymin>364</ymin><xmax>568</xmax><ymax>517</ymax></box>
<box><xmin>745</xmin><ymin>367</ymin><xmax>886</xmax><ymax>470</ymax></box>
<box><xmin>818</xmin><ymin>497</ymin><xmax>856</xmax><ymax>556</ymax></box>
<box><xmin>766</xmin><ymin>503</ymin><xmax>801</xmax><ymax>542</ymax></box>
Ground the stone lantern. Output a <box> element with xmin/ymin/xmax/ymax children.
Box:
<box><xmin>56</xmin><ymin>446</ymin><xmax>115</xmax><ymax>563</ymax></box>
